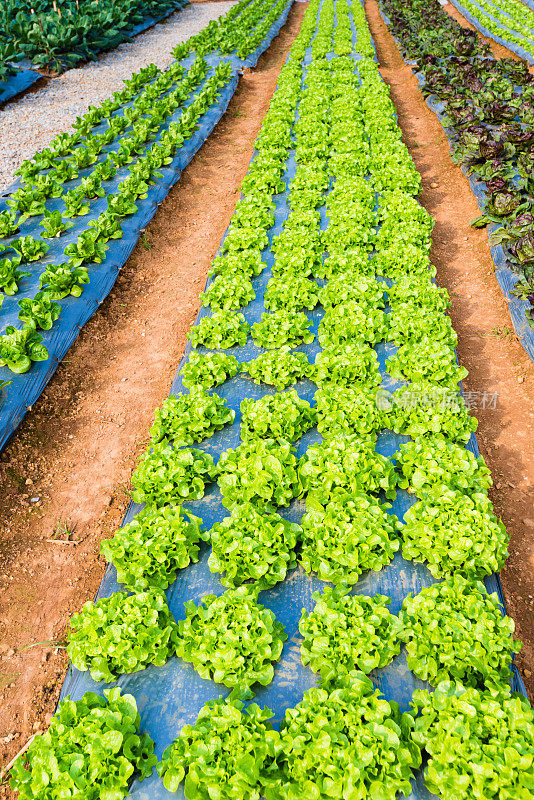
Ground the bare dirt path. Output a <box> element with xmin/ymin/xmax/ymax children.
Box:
<box><xmin>365</xmin><ymin>0</ymin><xmax>534</xmax><ymax>699</ymax></box>
<box><xmin>0</xmin><ymin>2</ymin><xmax>308</xmax><ymax>789</ymax></box>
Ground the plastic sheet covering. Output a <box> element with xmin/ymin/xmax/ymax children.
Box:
<box><xmin>0</xmin><ymin>68</ymin><xmax>41</xmax><ymax>106</ymax></box>
<box><xmin>448</xmin><ymin>0</ymin><xmax>534</xmax><ymax>63</ymax></box>
<box><xmin>378</xmin><ymin>3</ymin><xmax>534</xmax><ymax>364</ymax></box>
<box><xmin>59</xmin><ymin>17</ymin><xmax>527</xmax><ymax>800</ymax></box>
<box><xmin>0</xmin><ymin>0</ymin><xmax>294</xmax><ymax>452</ymax></box>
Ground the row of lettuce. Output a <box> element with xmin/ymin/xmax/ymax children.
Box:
<box><xmin>0</xmin><ymin>0</ymin><xmax>288</xmax><ymax>385</ymax></box>
<box><xmin>11</xmin><ymin>1</ymin><xmax>534</xmax><ymax>800</ymax></box>
<box><xmin>449</xmin><ymin>0</ymin><xmax>534</xmax><ymax>59</ymax></box>
<box><xmin>380</xmin><ymin>0</ymin><xmax>534</xmax><ymax>335</ymax></box>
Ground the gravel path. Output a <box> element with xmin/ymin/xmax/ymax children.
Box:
<box><xmin>0</xmin><ymin>1</ymin><xmax>238</xmax><ymax>192</ymax></box>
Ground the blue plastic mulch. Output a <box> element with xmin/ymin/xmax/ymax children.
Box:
<box><xmin>58</xmin><ymin>10</ymin><xmax>527</xmax><ymax>799</ymax></box>
<box><xmin>0</xmin><ymin>68</ymin><xmax>41</xmax><ymax>106</ymax></box>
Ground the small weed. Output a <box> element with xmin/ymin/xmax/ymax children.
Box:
<box><xmin>140</xmin><ymin>233</ymin><xmax>153</xmax><ymax>251</ymax></box>
<box><xmin>51</xmin><ymin>520</ymin><xmax>74</xmax><ymax>540</ymax></box>
<box><xmin>490</xmin><ymin>325</ymin><xmax>515</xmax><ymax>340</ymax></box>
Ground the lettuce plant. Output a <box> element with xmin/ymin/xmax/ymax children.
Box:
<box><xmin>150</xmin><ymin>387</ymin><xmax>234</xmax><ymax>446</ymax></box>
<box><xmin>386</xmin><ymin>337</ymin><xmax>468</xmax><ymax>388</ymax></box>
<box><xmin>251</xmin><ymin>310</ymin><xmax>314</xmax><ymax>349</ymax></box>
<box><xmin>264</xmin><ymin>275</ymin><xmax>319</xmax><ymax>311</ymax></box>
<box><xmin>384</xmin><ymin>383</ymin><xmax>478</xmax><ymax>442</ymax></box>
<box><xmin>411</xmin><ymin>683</ymin><xmax>534</xmax><ymax>800</ymax></box>
<box><xmin>40</xmin><ymin>262</ymin><xmax>90</xmax><ymax>299</ymax></box>
<box><xmin>387</xmin><ymin>275</ymin><xmax>450</xmax><ymax>313</ymax></box>
<box><xmin>300</xmin><ymin>491</ymin><xmax>400</xmax><ymax>584</ymax></box>
<box><xmin>318</xmin><ymin>273</ymin><xmax>385</xmax><ymax>310</ymax></box>
<box><xmin>399</xmin><ymin>574</ymin><xmax>521</xmax><ymax>693</ymax></box>
<box><xmin>318</xmin><ymin>301</ymin><xmax>388</xmax><ymax>346</ymax></box>
<box><xmin>39</xmin><ymin>209</ymin><xmax>75</xmax><ymax>238</ymax></box>
<box><xmin>158</xmin><ymin>698</ymin><xmax>278</xmax><ymax>798</ymax></box>
<box><xmin>267</xmin><ymin>673</ymin><xmax>421</xmax><ymax>800</ymax></box>
<box><xmin>241</xmin><ymin>346</ymin><xmax>313</xmax><ymax>389</ymax></box>
<box><xmin>395</xmin><ymin>435</ymin><xmax>492</xmax><ymax>497</ymax></box>
<box><xmin>9</xmin><ymin>688</ymin><xmax>156</xmax><ymax>800</ymax></box>
<box><xmin>132</xmin><ymin>444</ymin><xmax>216</xmax><ymax>506</ymax></box>
<box><xmin>10</xmin><ymin>236</ymin><xmax>49</xmax><ymax>263</ymax></box>
<box><xmin>188</xmin><ymin>311</ymin><xmax>250</xmax><ymax>349</ymax></box>
<box><xmin>176</xmin><ymin>586</ymin><xmax>287</xmax><ymax>691</ymax></box>
<box><xmin>217</xmin><ymin>438</ymin><xmax>301</xmax><ymax>511</ymax></box>
<box><xmin>0</xmin><ymin>325</ymin><xmax>49</xmax><ymax>373</ymax></box>
<box><xmin>180</xmin><ymin>351</ymin><xmax>239</xmax><ymax>390</ymax></box>
<box><xmin>299</xmin><ymin>434</ymin><xmax>397</xmax><ymax>501</ymax></box>
<box><xmin>314</xmin><ymin>342</ymin><xmax>381</xmax><ymax>388</ymax></box>
<box><xmin>401</xmin><ymin>487</ymin><xmax>508</xmax><ymax>580</ymax></box>
<box><xmin>18</xmin><ymin>291</ymin><xmax>61</xmax><ymax>331</ymax></box>
<box><xmin>240</xmin><ymin>389</ymin><xmax>317</xmax><ymax>443</ymax></box>
<box><xmin>300</xmin><ymin>587</ymin><xmax>401</xmax><ymax>680</ymax></box>
<box><xmin>387</xmin><ymin>305</ymin><xmax>457</xmax><ymax>347</ymax></box>
<box><xmin>0</xmin><ymin>256</ymin><xmax>31</xmax><ymax>296</ymax></box>
<box><xmin>101</xmin><ymin>505</ymin><xmax>206</xmax><ymax>592</ymax></box>
<box><xmin>200</xmin><ymin>274</ymin><xmax>256</xmax><ymax>311</ymax></box>
<box><xmin>315</xmin><ymin>385</ymin><xmax>384</xmax><ymax>438</ymax></box>
<box><xmin>208</xmin><ymin>503</ymin><xmax>301</xmax><ymax>588</ymax></box>
<box><xmin>67</xmin><ymin>588</ymin><xmax>179</xmax><ymax>683</ymax></box>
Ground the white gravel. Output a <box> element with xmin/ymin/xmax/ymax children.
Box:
<box><xmin>0</xmin><ymin>1</ymin><xmax>238</xmax><ymax>192</ymax></box>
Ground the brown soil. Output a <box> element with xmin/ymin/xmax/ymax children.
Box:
<box><xmin>366</xmin><ymin>0</ymin><xmax>534</xmax><ymax>697</ymax></box>
<box><xmin>0</xmin><ymin>1</ymin><xmax>308</xmax><ymax>790</ymax></box>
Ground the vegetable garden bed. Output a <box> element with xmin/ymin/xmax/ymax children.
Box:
<box><xmin>376</xmin><ymin>0</ymin><xmax>534</xmax><ymax>364</ymax></box>
<box><xmin>447</xmin><ymin>0</ymin><xmax>534</xmax><ymax>63</ymax></box>
<box><xmin>0</xmin><ymin>0</ymin><xmax>293</xmax><ymax>453</ymax></box>
<box><xmin>9</xmin><ymin>0</ymin><xmax>532</xmax><ymax>798</ymax></box>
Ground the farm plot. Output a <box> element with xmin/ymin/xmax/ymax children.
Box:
<box><xmin>7</xmin><ymin>0</ymin><xmax>532</xmax><ymax>799</ymax></box>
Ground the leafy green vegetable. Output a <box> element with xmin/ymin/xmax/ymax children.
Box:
<box><xmin>300</xmin><ymin>491</ymin><xmax>399</xmax><ymax>584</ymax></box>
<box><xmin>200</xmin><ymin>274</ymin><xmax>256</xmax><ymax>311</ymax></box>
<box><xmin>0</xmin><ymin>325</ymin><xmax>49</xmax><ymax>373</ymax></box>
<box><xmin>318</xmin><ymin>301</ymin><xmax>388</xmax><ymax>346</ymax></box>
<box><xmin>67</xmin><ymin>588</ymin><xmax>179</xmax><ymax>683</ymax></box>
<box><xmin>299</xmin><ymin>434</ymin><xmax>397</xmax><ymax>501</ymax></box>
<box><xmin>383</xmin><ymin>383</ymin><xmax>478</xmax><ymax>442</ymax></box>
<box><xmin>399</xmin><ymin>574</ymin><xmax>521</xmax><ymax>693</ymax></box>
<box><xmin>0</xmin><ymin>256</ymin><xmax>30</xmax><ymax>295</ymax></box>
<box><xmin>101</xmin><ymin>505</ymin><xmax>206</xmax><ymax>592</ymax></box>
<box><xmin>411</xmin><ymin>683</ymin><xmax>534</xmax><ymax>800</ymax></box>
<box><xmin>241</xmin><ymin>346</ymin><xmax>313</xmax><ymax>389</ymax></box>
<box><xmin>395</xmin><ymin>435</ymin><xmax>492</xmax><ymax>497</ymax></box>
<box><xmin>158</xmin><ymin>698</ymin><xmax>278</xmax><ymax>798</ymax></box>
<box><xmin>18</xmin><ymin>291</ymin><xmax>61</xmax><ymax>331</ymax></box>
<box><xmin>314</xmin><ymin>342</ymin><xmax>381</xmax><ymax>388</ymax></box>
<box><xmin>40</xmin><ymin>262</ymin><xmax>90</xmax><ymax>299</ymax></box>
<box><xmin>180</xmin><ymin>351</ymin><xmax>239</xmax><ymax>390</ymax></box>
<box><xmin>217</xmin><ymin>438</ymin><xmax>301</xmax><ymax>511</ymax></box>
<box><xmin>176</xmin><ymin>585</ymin><xmax>287</xmax><ymax>691</ymax></box>
<box><xmin>208</xmin><ymin>503</ymin><xmax>300</xmax><ymax>589</ymax></box>
<box><xmin>401</xmin><ymin>487</ymin><xmax>508</xmax><ymax>580</ymax></box>
<box><xmin>131</xmin><ymin>444</ymin><xmax>216</xmax><ymax>506</ymax></box>
<box><xmin>10</xmin><ymin>688</ymin><xmax>156</xmax><ymax>800</ymax></box>
<box><xmin>150</xmin><ymin>387</ymin><xmax>234</xmax><ymax>446</ymax></box>
<box><xmin>240</xmin><ymin>389</ymin><xmax>317</xmax><ymax>443</ymax></box>
<box><xmin>188</xmin><ymin>311</ymin><xmax>250</xmax><ymax>349</ymax></box>
<box><xmin>387</xmin><ymin>306</ymin><xmax>457</xmax><ymax>347</ymax></box>
<box><xmin>251</xmin><ymin>310</ymin><xmax>314</xmax><ymax>349</ymax></box>
<box><xmin>265</xmin><ymin>275</ymin><xmax>319</xmax><ymax>311</ymax></box>
<box><xmin>300</xmin><ymin>586</ymin><xmax>401</xmax><ymax>680</ymax></box>
<box><xmin>318</xmin><ymin>273</ymin><xmax>385</xmax><ymax>310</ymax></box>
<box><xmin>267</xmin><ymin>672</ymin><xmax>421</xmax><ymax>800</ymax></box>
<box><xmin>387</xmin><ymin>275</ymin><xmax>450</xmax><ymax>313</ymax></box>
<box><xmin>315</xmin><ymin>385</ymin><xmax>384</xmax><ymax>438</ymax></box>
<box><xmin>386</xmin><ymin>337</ymin><xmax>467</xmax><ymax>388</ymax></box>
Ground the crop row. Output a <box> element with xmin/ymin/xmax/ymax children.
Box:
<box><xmin>450</xmin><ymin>0</ymin><xmax>534</xmax><ymax>60</ymax></box>
<box><xmin>10</xmin><ymin>0</ymin><xmax>534</xmax><ymax>799</ymax></box>
<box><xmin>0</xmin><ymin>0</ymin><xmax>291</xmax><ymax>444</ymax></box>
<box><xmin>379</xmin><ymin>0</ymin><xmax>534</xmax><ymax>344</ymax></box>
<box><xmin>0</xmin><ymin>0</ymin><xmax>188</xmax><ymax>72</ymax></box>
